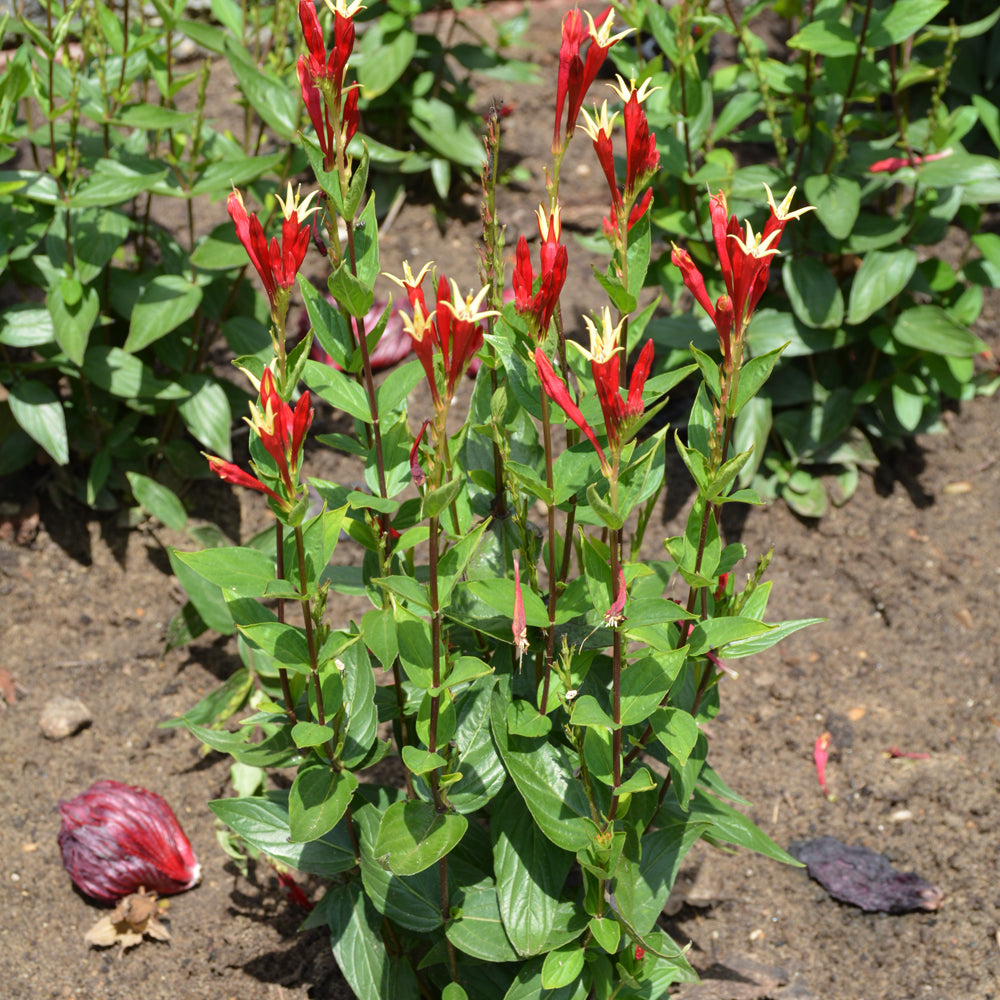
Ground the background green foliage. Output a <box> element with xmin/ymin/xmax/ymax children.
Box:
<box><xmin>0</xmin><ymin>0</ymin><xmax>530</xmax><ymax>513</ymax></box>
<box><xmin>609</xmin><ymin>0</ymin><xmax>1000</xmax><ymax>516</ymax></box>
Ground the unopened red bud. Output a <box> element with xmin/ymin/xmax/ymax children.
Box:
<box><xmin>58</xmin><ymin>780</ymin><xmax>201</xmax><ymax>904</ymax></box>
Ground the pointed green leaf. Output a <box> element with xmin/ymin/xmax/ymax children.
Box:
<box><xmin>289</xmin><ymin>763</ymin><xmax>358</xmax><ymax>842</ymax></box>
<box><xmin>375</xmin><ymin>800</ymin><xmax>468</xmax><ymax>876</ymax></box>
<box><xmin>493</xmin><ymin>787</ymin><xmax>574</xmax><ymax>957</ymax></box>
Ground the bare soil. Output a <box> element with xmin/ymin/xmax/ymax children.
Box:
<box><xmin>2</xmin><ymin>3</ymin><xmax>999</xmax><ymax>999</ymax></box>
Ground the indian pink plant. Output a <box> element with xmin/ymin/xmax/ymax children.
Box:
<box><xmin>172</xmin><ymin>4</ymin><xmax>821</xmax><ymax>997</ymax></box>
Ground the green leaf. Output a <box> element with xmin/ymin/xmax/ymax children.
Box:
<box><xmin>47</xmin><ymin>280</ymin><xmax>99</xmax><ymax>366</ymax></box>
<box><xmin>613</xmin><ymin>821</ymin><xmax>707</xmax><ymax>936</ymax></box>
<box><xmin>587</xmin><ymin>916</ymin><xmax>620</xmax><ymax>954</ymax></box>
<box><xmin>846</xmin><ymin>249</ymin><xmax>917</xmax><ymax>325</ymax></box>
<box><xmin>651</xmin><ymin>707</ymin><xmax>700</xmax><ymax>767</ymax></box>
<box><xmin>116</xmin><ymin>103</ymin><xmax>195</xmax><ymax>129</ymax></box>
<box><xmin>502</xmin><ymin>957</ymin><xmax>589</xmax><ymax>1000</ymax></box>
<box><xmin>177</xmin><ymin>373</ymin><xmax>233</xmax><ymax>459</ymax></box>
<box><xmin>358</xmin><ymin>24</ymin><xmax>416</xmax><ymax>99</ymax></box>
<box><xmin>124</xmin><ymin>275</ymin><xmax>203</xmax><ymax>353</ymax></box>
<box><xmin>788</xmin><ymin>17</ymin><xmax>857</xmax><ymax>57</ymax></box>
<box><xmin>356</xmin><ymin>804</ymin><xmax>442</xmax><ymax>933</ymax></box>
<box><xmin>491</xmin><ymin>687</ymin><xmax>597</xmax><ymax>853</ymax></box>
<box><xmin>291</xmin><ymin>721</ymin><xmax>336</xmax><ymax>748</ymax></box>
<box><xmin>410</xmin><ymin>97</ymin><xmax>486</xmax><ymax>169</ymax></box>
<box><xmin>126</xmin><ymin>472</ymin><xmax>187</xmax><ymax>531</ymax></box>
<box><xmin>82</xmin><ymin>345</ymin><xmax>188</xmax><ymax>400</ymax></box>
<box><xmin>186</xmin><ymin>722</ymin><xmax>301</xmax><ymax>767</ymax></box>
<box><xmin>209</xmin><ymin>792</ymin><xmax>356</xmax><ymax>877</ymax></box>
<box><xmin>304</xmin><ymin>359</ymin><xmax>372</xmax><ymax>421</ymax></box>
<box><xmin>400</xmin><ymin>745</ymin><xmax>447</xmax><ymax>775</ymax></box>
<box><xmin>782</xmin><ymin>256</ymin><xmax>844</xmax><ymax>329</ymax></box>
<box><xmin>676</xmin><ymin>786</ymin><xmax>801</xmax><ymax>865</ymax></box>
<box><xmin>686</xmin><ymin>616</ymin><xmax>771</xmax><ymax>656</ymax></box>
<box><xmin>0</xmin><ymin>305</ymin><xmax>55</xmax><ymax>348</ymax></box>
<box><xmin>730</xmin><ymin>346</ymin><xmax>785</xmax><ymax>418</ymax></box>
<box><xmin>329</xmin><ymin>262</ymin><xmax>375</xmax><ymax>319</ymax></box>
<box><xmin>8</xmin><ymin>379</ymin><xmax>68</xmax><ymax>465</ymax></box>
<box><xmin>327</xmin><ymin>880</ymin><xmax>422</xmax><ymax>1000</ymax></box>
<box><xmin>803</xmin><ymin>174</ymin><xmax>860</xmax><ymax>241</ymax></box>
<box><xmin>375</xmin><ymin>800</ymin><xmax>468</xmax><ymax>876</ymax></box>
<box><xmin>289</xmin><ymin>764</ymin><xmax>358</xmax><ymax>842</ymax></box>
<box><xmin>446</xmin><ymin>675</ymin><xmax>507</xmax><ymax>814</ymax></box>
<box><xmin>893</xmin><ymin>306</ymin><xmax>986</xmax><ymax>357</ymax></box>
<box><xmin>167</xmin><ymin>547</ymin><xmax>234</xmax><ymax>635</ymax></box>
<box><xmin>161</xmin><ymin>662</ymin><xmax>251</xmax><ymax>724</ymax></box>
<box><xmin>541</xmin><ymin>941</ymin><xmax>585</xmax><ymax>990</ymax></box>
<box><xmin>466</xmin><ymin>577</ymin><xmax>550</xmax><ymax>629</ymax></box>
<box><xmin>174</xmin><ymin>545</ymin><xmax>276</xmax><ymax>598</ymax></box>
<box><xmin>868</xmin><ymin>0</ymin><xmax>947</xmax><ymax>46</ymax></box>
<box><xmin>238</xmin><ymin>621</ymin><xmax>312</xmax><ymax>672</ymax></box>
<box><xmin>224</xmin><ymin>37</ymin><xmax>297</xmax><ymax>139</ymax></box>
<box><xmin>191</xmin><ymin>222</ymin><xmax>250</xmax><ymax>270</ymax></box>
<box><xmin>447</xmin><ymin>882</ymin><xmax>521</xmax><ymax>962</ymax></box>
<box><xmin>493</xmin><ymin>787</ymin><xmax>574</xmax><ymax>957</ymax></box>
<box><xmin>69</xmin><ymin>160</ymin><xmax>169</xmax><ymax>207</ymax></box>
<box><xmin>587</xmin><ymin>481</ymin><xmax>624</xmax><ymax>530</ymax></box>
<box><xmin>620</xmin><ymin>653</ymin><xmax>686</xmax><ymax>726</ymax></box>
<box><xmin>423</xmin><ymin>477</ymin><xmax>464</xmax><ymax>520</ymax></box>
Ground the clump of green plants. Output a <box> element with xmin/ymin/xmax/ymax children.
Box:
<box><xmin>0</xmin><ymin>0</ymin><xmax>532</xmax><ymax>514</ymax></box>
<box><xmin>168</xmin><ymin>4</ymin><xmax>819</xmax><ymax>997</ymax></box>
<box><xmin>609</xmin><ymin>0</ymin><xmax>1000</xmax><ymax>516</ymax></box>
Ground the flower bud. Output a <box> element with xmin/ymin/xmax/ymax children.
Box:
<box><xmin>58</xmin><ymin>780</ymin><xmax>201</xmax><ymax>904</ymax></box>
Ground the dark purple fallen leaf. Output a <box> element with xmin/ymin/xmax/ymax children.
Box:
<box><xmin>789</xmin><ymin>836</ymin><xmax>942</xmax><ymax>913</ymax></box>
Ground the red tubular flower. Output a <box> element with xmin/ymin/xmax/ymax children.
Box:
<box><xmin>553</xmin><ymin>7</ymin><xmax>629</xmax><ymax>152</ymax></box>
<box><xmin>572</xmin><ymin>308</ymin><xmax>654</xmax><ymax>450</ymax></box>
<box><xmin>673</xmin><ymin>186</ymin><xmax>810</xmax><ymax>372</ymax></box>
<box><xmin>58</xmin><ymin>780</ymin><xmax>201</xmax><ymax>904</ymax></box>
<box><xmin>605</xmin><ymin>565</ymin><xmax>627</xmax><ymax>626</ymax></box>
<box><xmin>205</xmin><ymin>455</ymin><xmax>286</xmax><ymax>505</ymax></box>
<box><xmin>389</xmin><ymin>264</ymin><xmax>493</xmax><ymax>409</ymax></box>
<box><xmin>670</xmin><ymin>245</ymin><xmax>716</xmax><ymax>323</ymax></box>
<box><xmin>248</xmin><ymin>367</ymin><xmax>314</xmax><ymax>494</ymax></box>
<box><xmin>868</xmin><ymin>147</ymin><xmax>952</xmax><ymax>174</ymax></box>
<box><xmin>512</xmin><ymin>552</ymin><xmax>529</xmax><ymax>664</ymax></box>
<box><xmin>814</xmin><ymin>732</ymin><xmax>833</xmax><ymax>799</ymax></box>
<box><xmin>580</xmin><ymin>101</ymin><xmax>621</xmax><ymax>211</ymax></box>
<box><xmin>297</xmin><ymin>0</ymin><xmax>361</xmax><ymax>167</ymax></box>
<box><xmin>624</xmin><ymin>339</ymin><xmax>655</xmax><ymax>423</ymax></box>
<box><xmin>534</xmin><ymin>347</ymin><xmax>609</xmax><ymax>475</ymax></box>
<box><xmin>228</xmin><ymin>185</ymin><xmax>317</xmax><ymax>318</ymax></box>
<box><xmin>511</xmin><ymin>226</ymin><xmax>568</xmax><ymax>338</ymax></box>
<box><xmin>298</xmin><ymin>59</ymin><xmax>336</xmax><ymax>169</ymax></box>
<box><xmin>611</xmin><ymin>76</ymin><xmax>659</xmax><ymax>200</ymax></box>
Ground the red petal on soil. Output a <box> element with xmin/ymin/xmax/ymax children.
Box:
<box><xmin>58</xmin><ymin>780</ymin><xmax>201</xmax><ymax>904</ymax></box>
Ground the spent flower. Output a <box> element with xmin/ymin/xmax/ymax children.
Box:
<box><xmin>58</xmin><ymin>780</ymin><xmax>201</xmax><ymax>904</ymax></box>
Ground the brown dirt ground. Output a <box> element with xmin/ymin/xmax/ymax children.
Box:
<box><xmin>2</xmin><ymin>2</ymin><xmax>1000</xmax><ymax>998</ymax></box>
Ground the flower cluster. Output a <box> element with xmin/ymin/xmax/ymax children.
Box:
<box><xmin>389</xmin><ymin>263</ymin><xmax>494</xmax><ymax>410</ymax></box>
<box><xmin>227</xmin><ymin>184</ymin><xmax>318</xmax><ymax>324</ymax></box>
<box><xmin>205</xmin><ymin>367</ymin><xmax>313</xmax><ymax>509</ymax></box>
<box><xmin>512</xmin><ymin>206</ymin><xmax>568</xmax><ymax>338</ymax></box>
<box><xmin>552</xmin><ymin>7</ymin><xmax>630</xmax><ymax>154</ymax></box>
<box><xmin>671</xmin><ymin>185</ymin><xmax>812</xmax><ymax>373</ymax></box>
<box><xmin>298</xmin><ymin>0</ymin><xmax>362</xmax><ymax>170</ymax></box>
<box><xmin>535</xmin><ymin>307</ymin><xmax>654</xmax><ymax>477</ymax></box>
<box><xmin>580</xmin><ymin>76</ymin><xmax>660</xmax><ymax>242</ymax></box>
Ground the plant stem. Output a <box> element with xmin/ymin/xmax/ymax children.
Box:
<box><xmin>274</xmin><ymin>523</ymin><xmax>297</xmax><ymax>724</ymax></box>
<box><xmin>538</xmin><ymin>391</ymin><xmax>558</xmax><ymax>714</ymax></box>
